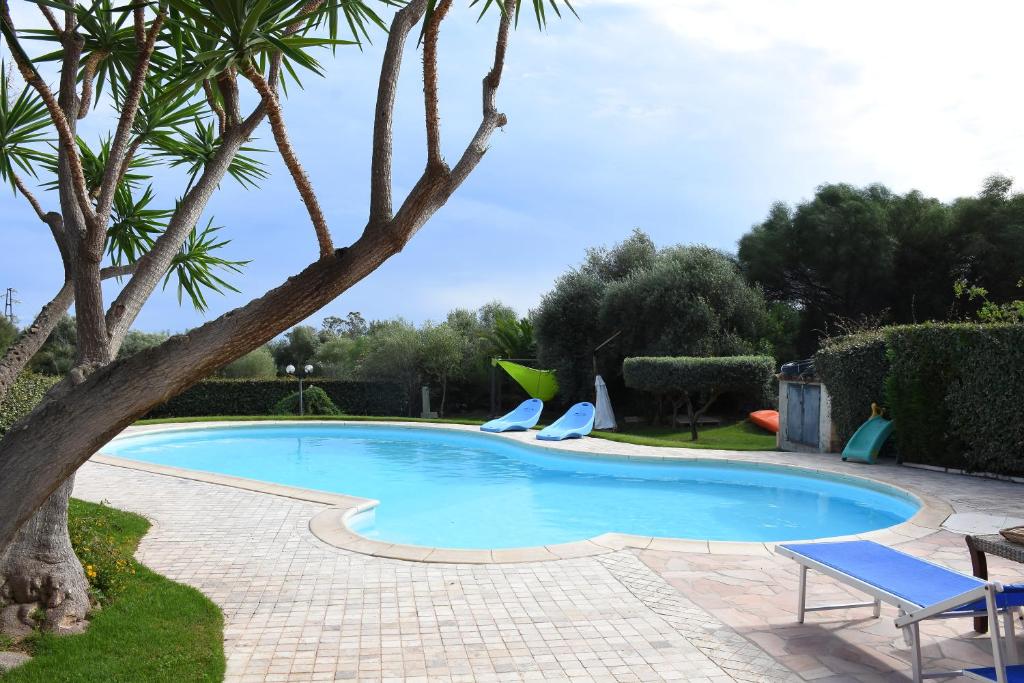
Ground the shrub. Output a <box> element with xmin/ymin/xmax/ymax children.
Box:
<box><xmin>945</xmin><ymin>326</ymin><xmax>1024</xmax><ymax>474</ymax></box>
<box><xmin>0</xmin><ymin>372</ymin><xmax>60</xmax><ymax>435</ymax></box>
<box><xmin>67</xmin><ymin>499</ymin><xmax>142</xmax><ymax>604</ymax></box>
<box><xmin>816</xmin><ymin>323</ymin><xmax>1024</xmax><ymax>475</ymax></box>
<box><xmin>885</xmin><ymin>323</ymin><xmax>1023</xmax><ymax>474</ymax></box>
<box><xmin>146</xmin><ymin>378</ymin><xmax>407</xmax><ymax>418</ymax></box>
<box><xmin>815</xmin><ymin>331</ymin><xmax>889</xmax><ymax>445</ymax></box>
<box><xmin>623</xmin><ymin>355</ymin><xmax>774</xmax><ymax>439</ymax></box>
<box><xmin>219</xmin><ymin>347</ymin><xmax>277</xmax><ymax>378</ymax></box>
<box><xmin>271</xmin><ymin>386</ymin><xmax>341</xmax><ymax>416</ymax></box>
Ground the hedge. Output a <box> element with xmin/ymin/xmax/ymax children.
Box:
<box><xmin>147</xmin><ymin>378</ymin><xmax>408</xmax><ymax>418</ymax></box>
<box><xmin>815</xmin><ymin>323</ymin><xmax>1024</xmax><ymax>476</ymax></box>
<box><xmin>0</xmin><ymin>372</ymin><xmax>60</xmax><ymax>435</ymax></box>
<box><xmin>623</xmin><ymin>355</ymin><xmax>774</xmax><ymax>438</ymax></box>
<box><xmin>815</xmin><ymin>332</ymin><xmax>889</xmax><ymax>445</ymax></box>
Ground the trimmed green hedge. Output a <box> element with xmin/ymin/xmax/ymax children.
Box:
<box><xmin>147</xmin><ymin>379</ymin><xmax>407</xmax><ymax>418</ymax></box>
<box><xmin>816</xmin><ymin>323</ymin><xmax>1024</xmax><ymax>475</ymax></box>
<box><xmin>623</xmin><ymin>355</ymin><xmax>775</xmax><ymax>397</ymax></box>
<box><xmin>816</xmin><ymin>332</ymin><xmax>889</xmax><ymax>445</ymax></box>
<box><xmin>623</xmin><ymin>355</ymin><xmax>775</xmax><ymax>438</ymax></box>
<box><xmin>0</xmin><ymin>372</ymin><xmax>60</xmax><ymax>435</ymax></box>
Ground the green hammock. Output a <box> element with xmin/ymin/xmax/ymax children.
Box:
<box><xmin>495</xmin><ymin>360</ymin><xmax>559</xmax><ymax>401</ymax></box>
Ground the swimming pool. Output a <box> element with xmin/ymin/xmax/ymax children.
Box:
<box><xmin>104</xmin><ymin>424</ymin><xmax>919</xmax><ymax>549</ymax></box>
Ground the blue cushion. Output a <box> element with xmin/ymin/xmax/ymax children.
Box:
<box><xmin>957</xmin><ymin>584</ymin><xmax>1024</xmax><ymax>612</ymax></box>
<box><xmin>780</xmin><ymin>541</ymin><xmax>985</xmax><ymax>608</ymax></box>
<box><xmin>963</xmin><ymin>665</ymin><xmax>1024</xmax><ymax>682</ymax></box>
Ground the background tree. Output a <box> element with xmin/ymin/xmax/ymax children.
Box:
<box><xmin>0</xmin><ymin>317</ymin><xmax>18</xmax><ymax>355</ymax></box>
<box><xmin>419</xmin><ymin>322</ymin><xmax>466</xmax><ymax>416</ymax></box>
<box><xmin>116</xmin><ymin>330</ymin><xmax>170</xmax><ymax>359</ymax></box>
<box><xmin>270</xmin><ymin>325</ymin><xmax>320</xmax><ymax>369</ymax></box>
<box><xmin>536</xmin><ymin>231</ymin><xmax>771</xmax><ymax>403</ymax></box>
<box><xmin>356</xmin><ymin>319</ymin><xmax>423</xmax><ymax>415</ymax></box>
<box><xmin>738</xmin><ymin>178</ymin><xmax>1024</xmax><ymax>354</ymax></box>
<box><xmin>0</xmin><ymin>0</ymin><xmax>559</xmax><ymax>637</ymax></box>
<box><xmin>219</xmin><ymin>346</ymin><xmax>277</xmax><ymax>378</ymax></box>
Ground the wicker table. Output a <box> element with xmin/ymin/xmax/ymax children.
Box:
<box><xmin>966</xmin><ymin>533</ymin><xmax>1024</xmax><ymax>633</ymax></box>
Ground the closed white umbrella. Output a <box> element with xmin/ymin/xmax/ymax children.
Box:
<box><xmin>594</xmin><ymin>374</ymin><xmax>617</xmax><ymax>430</ymax></box>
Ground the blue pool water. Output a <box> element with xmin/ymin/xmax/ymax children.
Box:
<box><xmin>105</xmin><ymin>425</ymin><xmax>918</xmax><ymax>549</ymax></box>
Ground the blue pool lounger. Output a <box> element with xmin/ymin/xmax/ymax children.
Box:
<box><xmin>480</xmin><ymin>399</ymin><xmax>544</xmax><ymax>433</ymax></box>
<box><xmin>536</xmin><ymin>402</ymin><xmax>595</xmax><ymax>441</ymax></box>
<box><xmin>776</xmin><ymin>540</ymin><xmax>1024</xmax><ymax>683</ymax></box>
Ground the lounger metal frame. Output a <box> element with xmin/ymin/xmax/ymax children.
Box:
<box><xmin>776</xmin><ymin>544</ymin><xmax>1019</xmax><ymax>683</ymax></box>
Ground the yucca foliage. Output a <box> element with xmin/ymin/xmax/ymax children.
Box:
<box><xmin>0</xmin><ymin>0</ymin><xmax>576</xmax><ymax>625</ymax></box>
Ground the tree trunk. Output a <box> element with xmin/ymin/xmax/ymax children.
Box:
<box><xmin>439</xmin><ymin>375</ymin><xmax>447</xmax><ymax>417</ymax></box>
<box><xmin>0</xmin><ymin>476</ymin><xmax>89</xmax><ymax>637</ymax></box>
<box><xmin>685</xmin><ymin>395</ymin><xmax>698</xmax><ymax>441</ymax></box>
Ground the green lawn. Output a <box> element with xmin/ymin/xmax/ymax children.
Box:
<box><xmin>135</xmin><ymin>414</ymin><xmax>777</xmax><ymax>451</ymax></box>
<box><xmin>2</xmin><ymin>501</ymin><xmax>224</xmax><ymax>683</ymax></box>
<box><xmin>590</xmin><ymin>419</ymin><xmax>777</xmax><ymax>451</ymax></box>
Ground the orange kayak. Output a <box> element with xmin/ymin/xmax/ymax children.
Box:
<box><xmin>749</xmin><ymin>409</ymin><xmax>779</xmax><ymax>434</ymax></box>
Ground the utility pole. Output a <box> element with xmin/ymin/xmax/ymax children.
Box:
<box><xmin>3</xmin><ymin>288</ymin><xmax>18</xmax><ymax>324</ymax></box>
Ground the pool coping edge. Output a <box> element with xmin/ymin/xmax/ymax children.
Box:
<box><xmin>93</xmin><ymin>420</ymin><xmax>953</xmax><ymax>564</ymax></box>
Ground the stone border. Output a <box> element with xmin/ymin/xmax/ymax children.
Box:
<box><xmin>95</xmin><ymin>420</ymin><xmax>953</xmax><ymax>564</ymax></box>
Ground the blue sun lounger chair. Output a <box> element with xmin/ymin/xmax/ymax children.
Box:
<box><xmin>480</xmin><ymin>398</ymin><xmax>544</xmax><ymax>433</ymax></box>
<box><xmin>537</xmin><ymin>402</ymin><xmax>595</xmax><ymax>441</ymax></box>
<box><xmin>776</xmin><ymin>540</ymin><xmax>1024</xmax><ymax>683</ymax></box>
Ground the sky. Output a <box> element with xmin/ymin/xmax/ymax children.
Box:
<box><xmin>4</xmin><ymin>0</ymin><xmax>1024</xmax><ymax>334</ymax></box>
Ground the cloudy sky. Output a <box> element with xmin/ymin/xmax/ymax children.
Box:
<box><xmin>3</xmin><ymin>0</ymin><xmax>1024</xmax><ymax>333</ymax></box>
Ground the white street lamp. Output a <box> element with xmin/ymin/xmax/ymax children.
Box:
<box><xmin>285</xmin><ymin>363</ymin><xmax>314</xmax><ymax>416</ymax></box>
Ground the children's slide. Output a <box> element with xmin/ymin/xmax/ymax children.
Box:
<box><xmin>480</xmin><ymin>399</ymin><xmax>544</xmax><ymax>433</ymax></box>
<box><xmin>537</xmin><ymin>402</ymin><xmax>595</xmax><ymax>441</ymax></box>
<box><xmin>842</xmin><ymin>412</ymin><xmax>894</xmax><ymax>463</ymax></box>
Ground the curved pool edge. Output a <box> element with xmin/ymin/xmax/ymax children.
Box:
<box><xmin>95</xmin><ymin>419</ymin><xmax>953</xmax><ymax>564</ymax></box>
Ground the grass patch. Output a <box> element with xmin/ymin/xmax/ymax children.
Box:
<box><xmin>2</xmin><ymin>500</ymin><xmax>224</xmax><ymax>683</ymax></box>
<box><xmin>135</xmin><ymin>414</ymin><xmax>777</xmax><ymax>451</ymax></box>
<box><xmin>591</xmin><ymin>420</ymin><xmax>777</xmax><ymax>451</ymax></box>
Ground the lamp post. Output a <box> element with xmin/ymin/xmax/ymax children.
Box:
<box><xmin>286</xmin><ymin>363</ymin><xmax>315</xmax><ymax>416</ymax></box>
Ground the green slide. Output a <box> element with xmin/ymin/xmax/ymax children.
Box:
<box><xmin>495</xmin><ymin>360</ymin><xmax>559</xmax><ymax>401</ymax></box>
<box><xmin>842</xmin><ymin>415</ymin><xmax>894</xmax><ymax>463</ymax></box>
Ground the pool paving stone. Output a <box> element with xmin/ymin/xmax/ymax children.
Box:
<box><xmin>78</xmin><ymin>423</ymin><xmax>1024</xmax><ymax>682</ymax></box>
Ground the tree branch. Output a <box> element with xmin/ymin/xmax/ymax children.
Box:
<box><xmin>76</xmin><ymin>50</ymin><xmax>107</xmax><ymax>119</ymax></box>
<box><xmin>387</xmin><ymin>0</ymin><xmax>515</xmax><ymax>247</ymax></box>
<box><xmin>0</xmin><ymin>281</ymin><xmax>73</xmax><ymax>399</ymax></box>
<box><xmin>92</xmin><ymin>10</ymin><xmax>165</xmax><ymax>247</ymax></box>
<box><xmin>0</xmin><ymin>2</ymin><xmax>95</xmax><ymax>228</ymax></box>
<box><xmin>202</xmin><ymin>79</ymin><xmax>227</xmax><ymax>136</ymax></box>
<box><xmin>104</xmin><ymin>109</ymin><xmax>266</xmax><ymax>350</ymax></box>
<box><xmin>368</xmin><ymin>0</ymin><xmax>429</xmax><ymax>227</ymax></box>
<box><xmin>37</xmin><ymin>3</ymin><xmax>62</xmax><ymax>37</ymax></box>
<box><xmin>242</xmin><ymin>63</ymin><xmax>333</xmax><ymax>258</ymax></box>
<box><xmin>447</xmin><ymin>0</ymin><xmax>513</xmax><ymax>189</ymax></box>
<box><xmin>12</xmin><ymin>173</ymin><xmax>48</xmax><ymax>223</ymax></box>
<box><xmin>216</xmin><ymin>69</ymin><xmax>241</xmax><ymax>131</ymax></box>
<box><xmin>422</xmin><ymin>0</ymin><xmax>453</xmax><ymax>171</ymax></box>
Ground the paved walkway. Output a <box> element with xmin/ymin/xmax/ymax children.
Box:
<box><xmin>74</xmin><ymin>433</ymin><xmax>1024</xmax><ymax>682</ymax></box>
<box><xmin>75</xmin><ymin>462</ymin><xmax>759</xmax><ymax>682</ymax></box>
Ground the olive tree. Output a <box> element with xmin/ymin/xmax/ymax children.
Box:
<box><xmin>623</xmin><ymin>355</ymin><xmax>774</xmax><ymax>440</ymax></box>
<box><xmin>0</xmin><ymin>0</ymin><xmax>565</xmax><ymax>636</ymax></box>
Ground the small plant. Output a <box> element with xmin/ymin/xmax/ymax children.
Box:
<box><xmin>271</xmin><ymin>385</ymin><xmax>341</xmax><ymax>416</ymax></box>
<box><xmin>68</xmin><ymin>500</ymin><xmax>139</xmax><ymax>604</ymax></box>
<box><xmin>954</xmin><ymin>277</ymin><xmax>1024</xmax><ymax>323</ymax></box>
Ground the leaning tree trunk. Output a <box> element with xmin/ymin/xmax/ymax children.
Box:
<box><xmin>0</xmin><ymin>476</ymin><xmax>90</xmax><ymax>637</ymax></box>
